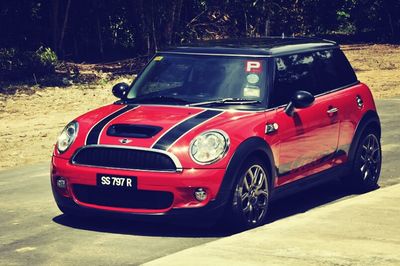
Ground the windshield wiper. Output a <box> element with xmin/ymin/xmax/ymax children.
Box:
<box><xmin>188</xmin><ymin>98</ymin><xmax>261</xmax><ymax>107</ymax></box>
<box><xmin>125</xmin><ymin>95</ymin><xmax>188</xmax><ymax>104</ymax></box>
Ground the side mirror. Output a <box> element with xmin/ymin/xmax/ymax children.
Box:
<box><xmin>112</xmin><ymin>83</ymin><xmax>130</xmax><ymax>99</ymax></box>
<box><xmin>284</xmin><ymin>90</ymin><xmax>315</xmax><ymax>116</ymax></box>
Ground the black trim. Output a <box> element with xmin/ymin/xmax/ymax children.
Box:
<box><xmin>53</xmin><ymin>186</ymin><xmax>225</xmax><ymax>225</ymax></box>
<box><xmin>276</xmin><ymin>146</ymin><xmax>350</xmax><ymax>178</ymax></box>
<box><xmin>152</xmin><ymin>110</ymin><xmax>223</xmax><ymax>150</ymax></box>
<box><xmin>71</xmin><ymin>146</ymin><xmax>178</xmax><ymax>172</ymax></box>
<box><xmin>214</xmin><ymin>137</ymin><xmax>277</xmax><ymax>205</ymax></box>
<box><xmin>86</xmin><ymin>105</ymin><xmax>138</xmax><ymax>145</ymax></box>
<box><xmin>106</xmin><ymin>124</ymin><xmax>162</xmax><ymax>138</ymax></box>
<box><xmin>270</xmin><ymin>164</ymin><xmax>349</xmax><ymax>201</ymax></box>
<box><xmin>164</xmin><ymin>37</ymin><xmax>337</xmax><ymax>57</ymax></box>
<box><xmin>348</xmin><ymin>110</ymin><xmax>381</xmax><ymax>164</ymax></box>
<box><xmin>277</xmin><ymin>151</ymin><xmax>337</xmax><ymax>177</ymax></box>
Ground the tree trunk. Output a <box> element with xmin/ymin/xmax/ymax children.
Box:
<box><xmin>130</xmin><ymin>0</ymin><xmax>148</xmax><ymax>54</ymax></box>
<box><xmin>50</xmin><ymin>0</ymin><xmax>60</xmax><ymax>53</ymax></box>
<box><xmin>152</xmin><ymin>12</ymin><xmax>158</xmax><ymax>52</ymax></box>
<box><xmin>164</xmin><ymin>0</ymin><xmax>183</xmax><ymax>46</ymax></box>
<box><xmin>96</xmin><ymin>14</ymin><xmax>104</xmax><ymax>59</ymax></box>
<box><xmin>58</xmin><ymin>0</ymin><xmax>72</xmax><ymax>57</ymax></box>
<box><xmin>265</xmin><ymin>18</ymin><xmax>270</xmax><ymax>36</ymax></box>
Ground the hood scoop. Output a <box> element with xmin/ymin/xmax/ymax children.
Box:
<box><xmin>107</xmin><ymin>124</ymin><xmax>163</xmax><ymax>139</ymax></box>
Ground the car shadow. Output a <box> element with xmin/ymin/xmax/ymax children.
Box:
<box><xmin>53</xmin><ymin>214</ymin><xmax>230</xmax><ymax>238</ymax></box>
<box><xmin>265</xmin><ymin>179</ymin><xmax>376</xmax><ymax>224</ymax></box>
<box><xmin>52</xmin><ymin>178</ymin><xmax>378</xmax><ymax>238</ymax></box>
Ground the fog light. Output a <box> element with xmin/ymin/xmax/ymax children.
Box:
<box><xmin>194</xmin><ymin>188</ymin><xmax>207</xmax><ymax>202</ymax></box>
<box><xmin>56</xmin><ymin>177</ymin><xmax>67</xmax><ymax>189</ymax></box>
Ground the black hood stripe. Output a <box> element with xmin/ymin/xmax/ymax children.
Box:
<box><xmin>85</xmin><ymin>105</ymin><xmax>138</xmax><ymax>145</ymax></box>
<box><xmin>152</xmin><ymin>109</ymin><xmax>223</xmax><ymax>151</ymax></box>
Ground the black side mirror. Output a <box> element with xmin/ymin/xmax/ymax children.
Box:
<box><xmin>112</xmin><ymin>83</ymin><xmax>130</xmax><ymax>99</ymax></box>
<box><xmin>284</xmin><ymin>90</ymin><xmax>315</xmax><ymax>116</ymax></box>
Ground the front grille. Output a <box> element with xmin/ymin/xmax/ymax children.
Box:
<box><xmin>72</xmin><ymin>146</ymin><xmax>179</xmax><ymax>172</ymax></box>
<box><xmin>73</xmin><ymin>184</ymin><xmax>173</xmax><ymax>210</ymax></box>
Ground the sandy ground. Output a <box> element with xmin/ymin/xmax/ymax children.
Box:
<box><xmin>0</xmin><ymin>44</ymin><xmax>399</xmax><ymax>170</ymax></box>
<box><xmin>342</xmin><ymin>44</ymin><xmax>400</xmax><ymax>99</ymax></box>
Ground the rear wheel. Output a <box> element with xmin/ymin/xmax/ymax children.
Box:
<box><xmin>345</xmin><ymin>130</ymin><xmax>382</xmax><ymax>192</ymax></box>
<box><xmin>226</xmin><ymin>157</ymin><xmax>270</xmax><ymax>230</ymax></box>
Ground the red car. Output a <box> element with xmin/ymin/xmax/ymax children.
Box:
<box><xmin>51</xmin><ymin>37</ymin><xmax>381</xmax><ymax>230</ymax></box>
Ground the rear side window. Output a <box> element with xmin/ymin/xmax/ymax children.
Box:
<box><xmin>313</xmin><ymin>49</ymin><xmax>358</xmax><ymax>94</ymax></box>
<box><xmin>270</xmin><ymin>49</ymin><xmax>358</xmax><ymax>107</ymax></box>
<box><xmin>271</xmin><ymin>52</ymin><xmax>317</xmax><ymax>107</ymax></box>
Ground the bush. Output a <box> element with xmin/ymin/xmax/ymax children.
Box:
<box><xmin>0</xmin><ymin>47</ymin><xmax>58</xmax><ymax>80</ymax></box>
<box><xmin>35</xmin><ymin>46</ymin><xmax>58</xmax><ymax>70</ymax></box>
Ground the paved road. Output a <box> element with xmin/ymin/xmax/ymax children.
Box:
<box><xmin>0</xmin><ymin>99</ymin><xmax>399</xmax><ymax>265</ymax></box>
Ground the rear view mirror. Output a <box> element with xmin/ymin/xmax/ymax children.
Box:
<box><xmin>284</xmin><ymin>90</ymin><xmax>315</xmax><ymax>116</ymax></box>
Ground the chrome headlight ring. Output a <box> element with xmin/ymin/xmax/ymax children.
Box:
<box><xmin>57</xmin><ymin>121</ymin><xmax>79</xmax><ymax>154</ymax></box>
<box><xmin>189</xmin><ymin>129</ymin><xmax>230</xmax><ymax>165</ymax></box>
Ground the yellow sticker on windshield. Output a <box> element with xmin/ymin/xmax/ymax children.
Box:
<box><xmin>154</xmin><ymin>56</ymin><xmax>164</xmax><ymax>61</ymax></box>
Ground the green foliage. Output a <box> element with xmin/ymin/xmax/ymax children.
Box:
<box><xmin>0</xmin><ymin>47</ymin><xmax>58</xmax><ymax>80</ymax></box>
<box><xmin>35</xmin><ymin>46</ymin><xmax>58</xmax><ymax>69</ymax></box>
<box><xmin>0</xmin><ymin>0</ymin><xmax>399</xmax><ymax>64</ymax></box>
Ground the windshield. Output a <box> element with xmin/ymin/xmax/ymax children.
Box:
<box><xmin>127</xmin><ymin>54</ymin><xmax>267</xmax><ymax>107</ymax></box>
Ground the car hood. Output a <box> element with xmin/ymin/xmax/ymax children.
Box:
<box><xmin>79</xmin><ymin>104</ymin><xmax>225</xmax><ymax>148</ymax></box>
<box><xmin>58</xmin><ymin>103</ymin><xmax>266</xmax><ymax>168</ymax></box>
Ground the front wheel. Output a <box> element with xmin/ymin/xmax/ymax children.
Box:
<box><xmin>345</xmin><ymin>130</ymin><xmax>382</xmax><ymax>192</ymax></box>
<box><xmin>226</xmin><ymin>157</ymin><xmax>270</xmax><ymax>230</ymax></box>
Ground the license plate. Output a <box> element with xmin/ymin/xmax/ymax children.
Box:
<box><xmin>96</xmin><ymin>174</ymin><xmax>137</xmax><ymax>189</ymax></box>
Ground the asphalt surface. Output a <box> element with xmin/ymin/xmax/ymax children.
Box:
<box><xmin>0</xmin><ymin>99</ymin><xmax>399</xmax><ymax>265</ymax></box>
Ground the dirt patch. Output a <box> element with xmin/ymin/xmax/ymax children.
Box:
<box><xmin>1</xmin><ymin>44</ymin><xmax>399</xmax><ymax>170</ymax></box>
<box><xmin>342</xmin><ymin>44</ymin><xmax>400</xmax><ymax>98</ymax></box>
<box><xmin>0</xmin><ymin>77</ymin><xmax>130</xmax><ymax>170</ymax></box>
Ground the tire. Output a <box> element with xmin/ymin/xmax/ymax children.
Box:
<box><xmin>345</xmin><ymin>129</ymin><xmax>382</xmax><ymax>192</ymax></box>
<box><xmin>225</xmin><ymin>157</ymin><xmax>270</xmax><ymax>231</ymax></box>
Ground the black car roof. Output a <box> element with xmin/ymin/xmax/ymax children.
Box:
<box><xmin>162</xmin><ymin>37</ymin><xmax>338</xmax><ymax>57</ymax></box>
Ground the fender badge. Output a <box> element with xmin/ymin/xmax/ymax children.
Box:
<box><xmin>265</xmin><ymin>123</ymin><xmax>279</xmax><ymax>134</ymax></box>
<box><xmin>119</xmin><ymin>138</ymin><xmax>132</xmax><ymax>144</ymax></box>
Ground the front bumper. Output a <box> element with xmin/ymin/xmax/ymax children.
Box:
<box><xmin>51</xmin><ymin>156</ymin><xmax>228</xmax><ymax>221</ymax></box>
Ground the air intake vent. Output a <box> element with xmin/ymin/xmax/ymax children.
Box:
<box><xmin>73</xmin><ymin>184</ymin><xmax>173</xmax><ymax>210</ymax></box>
<box><xmin>107</xmin><ymin>124</ymin><xmax>162</xmax><ymax>138</ymax></box>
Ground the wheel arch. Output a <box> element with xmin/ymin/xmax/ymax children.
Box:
<box><xmin>215</xmin><ymin>136</ymin><xmax>277</xmax><ymax>204</ymax></box>
<box><xmin>348</xmin><ymin>110</ymin><xmax>381</xmax><ymax>164</ymax></box>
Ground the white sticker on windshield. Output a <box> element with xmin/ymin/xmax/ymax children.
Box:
<box><xmin>246</xmin><ymin>74</ymin><xmax>260</xmax><ymax>84</ymax></box>
<box><xmin>243</xmin><ymin>86</ymin><xmax>261</xmax><ymax>98</ymax></box>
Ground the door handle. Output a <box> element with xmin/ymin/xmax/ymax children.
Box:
<box><xmin>327</xmin><ymin>107</ymin><xmax>339</xmax><ymax>114</ymax></box>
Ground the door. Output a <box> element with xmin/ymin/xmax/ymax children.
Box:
<box><xmin>269</xmin><ymin>52</ymin><xmax>340</xmax><ymax>186</ymax></box>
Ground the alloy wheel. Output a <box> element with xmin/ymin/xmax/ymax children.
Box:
<box><xmin>360</xmin><ymin>134</ymin><xmax>381</xmax><ymax>182</ymax></box>
<box><xmin>238</xmin><ymin>165</ymin><xmax>269</xmax><ymax>225</ymax></box>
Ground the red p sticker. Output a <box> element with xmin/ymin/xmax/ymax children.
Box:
<box><xmin>246</xmin><ymin>61</ymin><xmax>262</xmax><ymax>73</ymax></box>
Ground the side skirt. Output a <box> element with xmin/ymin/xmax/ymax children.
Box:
<box><xmin>270</xmin><ymin>164</ymin><xmax>350</xmax><ymax>202</ymax></box>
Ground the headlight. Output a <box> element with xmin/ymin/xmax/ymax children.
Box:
<box><xmin>57</xmin><ymin>121</ymin><xmax>79</xmax><ymax>153</ymax></box>
<box><xmin>189</xmin><ymin>130</ymin><xmax>229</xmax><ymax>165</ymax></box>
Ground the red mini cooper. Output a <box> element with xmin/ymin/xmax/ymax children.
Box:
<box><xmin>51</xmin><ymin>37</ymin><xmax>382</xmax><ymax>230</ymax></box>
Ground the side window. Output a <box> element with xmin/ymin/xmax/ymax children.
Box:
<box><xmin>271</xmin><ymin>53</ymin><xmax>317</xmax><ymax>107</ymax></box>
<box><xmin>313</xmin><ymin>49</ymin><xmax>358</xmax><ymax>95</ymax></box>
